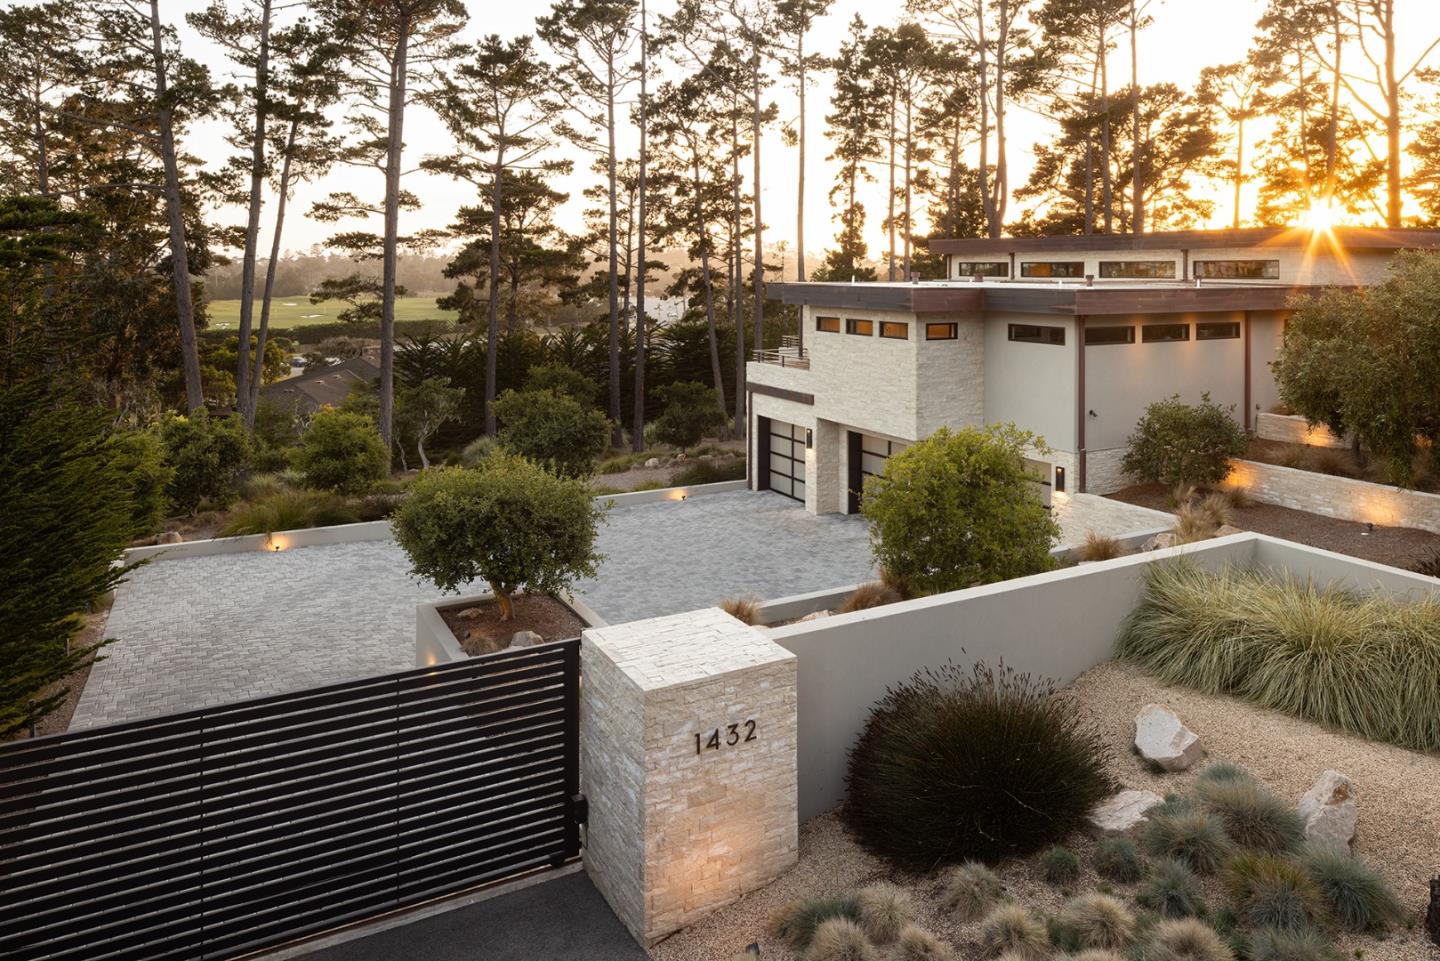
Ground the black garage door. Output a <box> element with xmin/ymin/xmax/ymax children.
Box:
<box><xmin>766</xmin><ymin>419</ymin><xmax>807</xmax><ymax>502</ymax></box>
<box><xmin>847</xmin><ymin>431</ymin><xmax>909</xmax><ymax>512</ymax></box>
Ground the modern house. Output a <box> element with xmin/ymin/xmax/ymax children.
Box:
<box><xmin>750</xmin><ymin>226</ymin><xmax>1440</xmax><ymax>511</ymax></box>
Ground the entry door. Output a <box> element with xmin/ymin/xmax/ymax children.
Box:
<box><xmin>767</xmin><ymin>420</ymin><xmax>807</xmax><ymax>502</ymax></box>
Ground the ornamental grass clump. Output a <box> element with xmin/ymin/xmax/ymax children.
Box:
<box><xmin>1243</xmin><ymin>926</ymin><xmax>1341</xmax><ymax>961</ymax></box>
<box><xmin>1141</xmin><ymin>807</ymin><xmax>1234</xmax><ymax>874</ymax></box>
<box><xmin>803</xmin><ymin>917</ymin><xmax>878</xmax><ymax>961</ymax></box>
<box><xmin>1195</xmin><ymin>762</ymin><xmax>1254</xmax><ymax>788</ymax></box>
<box><xmin>1116</xmin><ymin>560</ymin><xmax>1440</xmax><ymax>754</ymax></box>
<box><xmin>1141</xmin><ymin>918</ymin><xmax>1236</xmax><ymax>961</ymax></box>
<box><xmin>1195</xmin><ymin>778</ymin><xmax>1305</xmax><ymax>854</ymax></box>
<box><xmin>1057</xmin><ymin>893</ymin><xmax>1138</xmax><ymax>951</ymax></box>
<box><xmin>839</xmin><ymin>581</ymin><xmax>904</xmax><ymax>614</ymax></box>
<box><xmin>843</xmin><ymin>662</ymin><xmax>1115</xmax><ymax>870</ymax></box>
<box><xmin>978</xmin><ymin>905</ymin><xmax>1048</xmax><ymax>960</ymax></box>
<box><xmin>768</xmin><ymin>894</ymin><xmax>862</xmax><ymax>949</ymax></box>
<box><xmin>1295</xmin><ymin>844</ymin><xmax>1403</xmax><ymax>933</ymax></box>
<box><xmin>1138</xmin><ymin>857</ymin><xmax>1208</xmax><ymax>918</ymax></box>
<box><xmin>893</xmin><ymin>925</ymin><xmax>956</xmax><ymax>961</ymax></box>
<box><xmin>855</xmin><ymin>883</ymin><xmax>915</xmax><ymax>944</ymax></box>
<box><xmin>1043</xmin><ymin>845</ymin><xmax>1082</xmax><ymax>885</ymax></box>
<box><xmin>1224</xmin><ymin>852</ymin><xmax>1329</xmax><ymax>935</ymax></box>
<box><xmin>1095</xmin><ymin>837</ymin><xmax>1146</xmax><ymax>884</ymax></box>
<box><xmin>941</xmin><ymin>862</ymin><xmax>1005</xmax><ymax>922</ymax></box>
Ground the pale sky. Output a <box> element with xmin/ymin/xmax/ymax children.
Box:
<box><xmin>163</xmin><ymin>0</ymin><xmax>1440</xmax><ymax>274</ymax></box>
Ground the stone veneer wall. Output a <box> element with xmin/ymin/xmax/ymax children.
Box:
<box><xmin>580</xmin><ymin>608</ymin><xmax>798</xmax><ymax>946</ymax></box>
<box><xmin>1083</xmin><ymin>447</ymin><xmax>1134</xmax><ymax>495</ymax></box>
<box><xmin>1254</xmin><ymin>412</ymin><xmax>1349</xmax><ymax>449</ymax></box>
<box><xmin>1225</xmin><ymin>459</ymin><xmax>1440</xmax><ymax>533</ymax></box>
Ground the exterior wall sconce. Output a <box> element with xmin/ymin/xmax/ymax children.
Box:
<box><xmin>1088</xmin><ymin>409</ymin><xmax>1098</xmax><ymax>418</ymax></box>
<box><xmin>805</xmin><ymin>429</ymin><xmax>813</xmax><ymax>450</ymax></box>
<box><xmin>1054</xmin><ymin>465</ymin><xmax>1066</xmax><ymax>492</ymax></box>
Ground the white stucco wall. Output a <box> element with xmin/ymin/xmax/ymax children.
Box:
<box><xmin>983</xmin><ymin>313</ymin><xmax>1077</xmax><ymax>451</ymax></box>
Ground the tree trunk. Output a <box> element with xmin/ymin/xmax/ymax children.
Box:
<box><xmin>1100</xmin><ymin>29</ymin><xmax>1113</xmax><ymax>233</ymax></box>
<box><xmin>485</xmin><ymin>152</ymin><xmax>503</xmax><ymax>437</ymax></box>
<box><xmin>1233</xmin><ymin>118</ymin><xmax>1245</xmax><ymax>230</ymax></box>
<box><xmin>976</xmin><ymin>7</ymin><xmax>997</xmax><ymax>238</ymax></box>
<box><xmin>417</xmin><ymin>431</ymin><xmax>430</xmax><ymax>470</ymax></box>
<box><xmin>491</xmin><ymin>586</ymin><xmax>514</xmax><ymax>622</ymax></box>
<box><xmin>1381</xmin><ymin>0</ymin><xmax>1400</xmax><ymax>228</ymax></box>
<box><xmin>1326</xmin><ymin>6</ymin><xmax>1341</xmax><ymax>205</ymax></box>
<box><xmin>149</xmin><ymin>0</ymin><xmax>203</xmax><ymax>412</ymax></box>
<box><xmin>606</xmin><ymin>56</ymin><xmax>622</xmax><ymax>447</ymax></box>
<box><xmin>1128</xmin><ymin>0</ymin><xmax>1143</xmax><ymax>233</ymax></box>
<box><xmin>887</xmin><ymin>89</ymin><xmax>897</xmax><ymax>280</ymax></box>
<box><xmin>994</xmin><ymin>0</ymin><xmax>1010</xmax><ymax>234</ymax></box>
<box><xmin>236</xmin><ymin>0</ymin><xmax>272</xmax><ymax>425</ymax></box>
<box><xmin>379</xmin><ymin>19</ymin><xmax>410</xmax><ymax>450</ymax></box>
<box><xmin>903</xmin><ymin>94</ymin><xmax>912</xmax><ymax>278</ymax></box>
<box><xmin>751</xmin><ymin>54</ymin><xmax>764</xmax><ymax>352</ymax></box>
<box><xmin>247</xmin><ymin>118</ymin><xmax>298</xmax><ymax>416</ymax></box>
<box><xmin>796</xmin><ymin>27</ymin><xmax>807</xmax><ymax>285</ymax></box>
<box><xmin>632</xmin><ymin>0</ymin><xmax>647</xmax><ymax>453</ymax></box>
<box><xmin>731</xmin><ymin>110</ymin><xmax>745</xmax><ymax>438</ymax></box>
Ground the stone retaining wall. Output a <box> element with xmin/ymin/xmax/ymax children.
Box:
<box><xmin>1254</xmin><ymin>412</ymin><xmax>1349</xmax><ymax>448</ymax></box>
<box><xmin>1225</xmin><ymin>459</ymin><xmax>1440</xmax><ymax>533</ymax></box>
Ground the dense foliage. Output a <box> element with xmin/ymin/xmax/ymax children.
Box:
<box><xmin>1121</xmin><ymin>394</ymin><xmax>1248</xmax><ymax>488</ymax></box>
<box><xmin>1117</xmin><ymin>560</ymin><xmax>1440</xmax><ymax>753</ymax></box>
<box><xmin>494</xmin><ymin>387</ymin><xmax>611</xmax><ymax>478</ymax></box>
<box><xmin>843</xmin><ymin>662</ymin><xmax>1116</xmax><ymax>870</ymax></box>
<box><xmin>651</xmin><ymin>380</ymin><xmax>727</xmax><ymax>449</ymax></box>
<box><xmin>389</xmin><ymin>455</ymin><xmax>605</xmax><ymax>619</ymax></box>
<box><xmin>160</xmin><ymin>410</ymin><xmax>253</xmax><ymax>513</ymax></box>
<box><xmin>293</xmin><ymin>409</ymin><xmax>391</xmax><ymax>494</ymax></box>
<box><xmin>108</xmin><ymin>430</ymin><xmax>174</xmax><ymax>539</ymax></box>
<box><xmin>862</xmin><ymin>425</ymin><xmax>1060</xmax><ymax>595</ymax></box>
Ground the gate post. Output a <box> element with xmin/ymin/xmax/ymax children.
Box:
<box><xmin>579</xmin><ymin>608</ymin><xmax>798</xmax><ymax>947</ymax></box>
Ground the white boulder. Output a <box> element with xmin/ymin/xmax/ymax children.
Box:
<box><xmin>509</xmin><ymin>630</ymin><xmax>544</xmax><ymax>648</ymax></box>
<box><xmin>797</xmin><ymin>610</ymin><xmax>831</xmax><ymax>622</ymax></box>
<box><xmin>1297</xmin><ymin>770</ymin><xmax>1356</xmax><ymax>852</ymax></box>
<box><xmin>1088</xmin><ymin>789</ymin><xmax>1165</xmax><ymax>838</ymax></box>
<box><xmin>644</xmin><ymin>457</ymin><xmax>661</xmax><ymax>468</ymax></box>
<box><xmin>1134</xmin><ymin>703</ymin><xmax>1204</xmax><ymax>771</ymax></box>
<box><xmin>1141</xmin><ymin>532</ymin><xmax>1176</xmax><ymax>552</ymax></box>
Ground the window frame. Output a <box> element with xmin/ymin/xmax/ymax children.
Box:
<box><xmin>879</xmin><ymin>320</ymin><xmax>909</xmax><ymax>340</ymax></box>
<box><xmin>924</xmin><ymin>322</ymin><xmax>958</xmax><ymax>341</ymax></box>
<box><xmin>1141</xmin><ymin>322</ymin><xmax>1191</xmax><ymax>343</ymax></box>
<box><xmin>1195</xmin><ymin>321</ymin><xmax>1241</xmax><ymax>341</ymax></box>
<box><xmin>845</xmin><ymin>317</ymin><xmax>874</xmax><ymax>336</ymax></box>
<box><xmin>1098</xmin><ymin>260</ymin><xmax>1177</xmax><ymax>279</ymax></box>
<box><xmin>954</xmin><ymin>260</ymin><xmax>1009</xmax><ymax>278</ymax></box>
<box><xmin>1192</xmin><ymin>259</ymin><xmax>1281</xmax><ymax>280</ymax></box>
<box><xmin>1007</xmin><ymin>323</ymin><xmax>1066</xmax><ymax>346</ymax></box>
<box><xmin>1020</xmin><ymin>260</ymin><xmax>1086</xmax><ymax>279</ymax></box>
<box><xmin>1084</xmin><ymin>325</ymin><xmax>1136</xmax><ymax>346</ymax></box>
<box><xmin>815</xmin><ymin>315</ymin><xmax>840</xmax><ymax>333</ymax></box>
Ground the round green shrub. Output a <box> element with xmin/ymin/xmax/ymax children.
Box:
<box><xmin>855</xmin><ymin>883</ymin><xmax>914</xmax><ymax>944</ymax></box>
<box><xmin>843</xmin><ymin>662</ymin><xmax>1116</xmax><ymax>870</ymax></box>
<box><xmin>1141</xmin><ymin>808</ymin><xmax>1234</xmax><ymax>874</ymax></box>
<box><xmin>1043</xmin><ymin>845</ymin><xmax>1082</xmax><ymax>885</ymax></box>
<box><xmin>1295</xmin><ymin>844</ymin><xmax>1402</xmax><ymax>933</ymax></box>
<box><xmin>160</xmin><ymin>409</ymin><xmax>252</xmax><ymax>513</ymax></box>
<box><xmin>803</xmin><ymin>917</ymin><xmax>878</xmax><ymax>961</ymax></box>
<box><xmin>1057</xmin><ymin>893</ymin><xmax>1137</xmax><ymax>951</ymax></box>
<box><xmin>1141</xmin><ymin>918</ymin><xmax>1235</xmax><ymax>961</ymax></box>
<box><xmin>940</xmin><ymin>862</ymin><xmax>1005</xmax><ymax>922</ymax></box>
<box><xmin>1224</xmin><ymin>852</ymin><xmax>1329</xmax><ymax>935</ymax></box>
<box><xmin>1137</xmin><ymin>857</ymin><xmax>1207</xmax><ymax>918</ymax></box>
<box><xmin>494</xmin><ymin>387</ymin><xmax>610</xmax><ymax>478</ymax></box>
<box><xmin>861</xmin><ymin>425</ymin><xmax>1061</xmax><ymax>595</ymax></box>
<box><xmin>294</xmin><ymin>409</ymin><xmax>389</xmax><ymax>494</ymax></box>
<box><xmin>768</xmin><ymin>894</ymin><xmax>861</xmax><ymax>949</ymax></box>
<box><xmin>1243</xmin><ymin>926</ymin><xmax>1341</xmax><ymax>961</ymax></box>
<box><xmin>1195</xmin><ymin>779</ymin><xmax>1305</xmax><ymax>853</ymax></box>
<box><xmin>978</xmin><ymin>904</ymin><xmax>1048</xmax><ymax>960</ymax></box>
<box><xmin>524</xmin><ymin>363</ymin><xmax>599</xmax><ymax>407</ymax></box>
<box><xmin>389</xmin><ymin>457</ymin><xmax>606</xmax><ymax>618</ymax></box>
<box><xmin>1095</xmin><ymin>837</ymin><xmax>1146</xmax><ymax>884</ymax></box>
<box><xmin>651</xmin><ymin>380</ymin><xmax>727</xmax><ymax>449</ymax></box>
<box><xmin>1120</xmin><ymin>394</ymin><xmax>1248</xmax><ymax>488</ymax></box>
<box><xmin>893</xmin><ymin>925</ymin><xmax>956</xmax><ymax>961</ymax></box>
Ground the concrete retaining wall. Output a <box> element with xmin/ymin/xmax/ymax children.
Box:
<box><xmin>1254</xmin><ymin>412</ymin><xmax>1348</xmax><ymax>448</ymax></box>
<box><xmin>1226</xmin><ymin>458</ymin><xmax>1440</xmax><ymax>533</ymax></box>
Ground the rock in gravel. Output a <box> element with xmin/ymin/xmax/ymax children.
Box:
<box><xmin>1297</xmin><ymin>769</ymin><xmax>1357</xmax><ymax>851</ymax></box>
<box><xmin>509</xmin><ymin>630</ymin><xmax>544</xmax><ymax>648</ymax></box>
<box><xmin>1215</xmin><ymin>524</ymin><xmax>1245</xmax><ymax>538</ymax></box>
<box><xmin>797</xmin><ymin>610</ymin><xmax>831</xmax><ymax>622</ymax></box>
<box><xmin>1134</xmin><ymin>703</ymin><xmax>1204</xmax><ymax>771</ymax></box>
<box><xmin>1141</xmin><ymin>532</ymin><xmax>1176</xmax><ymax>552</ymax></box>
<box><xmin>456</xmin><ymin>607</ymin><xmax>484</xmax><ymax>620</ymax></box>
<box><xmin>1088</xmin><ymin>789</ymin><xmax>1165</xmax><ymax>837</ymax></box>
<box><xmin>644</xmin><ymin>457</ymin><xmax>661</xmax><ymax>468</ymax></box>
<box><xmin>155</xmin><ymin>531</ymin><xmax>183</xmax><ymax>544</ymax></box>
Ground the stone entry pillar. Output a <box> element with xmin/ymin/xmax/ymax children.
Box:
<box><xmin>579</xmin><ymin>608</ymin><xmax>798</xmax><ymax>946</ymax></box>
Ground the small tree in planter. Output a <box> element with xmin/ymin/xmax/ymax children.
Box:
<box><xmin>390</xmin><ymin>455</ymin><xmax>605</xmax><ymax>620</ymax></box>
<box><xmin>652</xmin><ymin>380</ymin><xmax>727</xmax><ymax>449</ymax></box>
<box><xmin>863</xmin><ymin>425</ymin><xmax>1060</xmax><ymax>595</ymax></box>
<box><xmin>1121</xmin><ymin>394</ymin><xmax>1248</xmax><ymax>489</ymax></box>
<box><xmin>494</xmin><ymin>388</ymin><xmax>610</xmax><ymax>478</ymax></box>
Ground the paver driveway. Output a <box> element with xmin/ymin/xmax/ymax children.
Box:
<box><xmin>72</xmin><ymin>489</ymin><xmax>1169</xmax><ymax>729</ymax></box>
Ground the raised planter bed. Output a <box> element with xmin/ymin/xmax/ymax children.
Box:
<box><xmin>416</xmin><ymin>591</ymin><xmax>606</xmax><ymax>667</ymax></box>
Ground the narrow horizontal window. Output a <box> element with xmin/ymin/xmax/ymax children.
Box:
<box><xmin>1085</xmin><ymin>325</ymin><xmax>1135</xmax><ymax>346</ymax></box>
<box><xmin>954</xmin><ymin>261</ymin><xmax>1008</xmax><ymax>277</ymax></box>
<box><xmin>925</xmin><ymin>322</ymin><xmax>958</xmax><ymax>341</ymax></box>
<box><xmin>879</xmin><ymin>321</ymin><xmax>908</xmax><ymax>340</ymax></box>
<box><xmin>845</xmin><ymin>318</ymin><xmax>874</xmax><ymax>336</ymax></box>
<box><xmin>1193</xmin><ymin>259</ymin><xmax>1280</xmax><ymax>280</ymax></box>
<box><xmin>1021</xmin><ymin>261</ymin><xmax>1085</xmax><ymax>278</ymax></box>
<box><xmin>1099</xmin><ymin>260</ymin><xmax>1176</xmax><ymax>279</ymax></box>
<box><xmin>1142</xmin><ymin>323</ymin><xmax>1190</xmax><ymax>343</ymax></box>
<box><xmin>1196</xmin><ymin>321</ymin><xmax>1241</xmax><ymax>340</ymax></box>
<box><xmin>1008</xmin><ymin>323</ymin><xmax>1065</xmax><ymax>346</ymax></box>
<box><xmin>815</xmin><ymin>315</ymin><xmax>840</xmax><ymax>333</ymax></box>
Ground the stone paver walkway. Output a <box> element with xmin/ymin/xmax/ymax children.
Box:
<box><xmin>72</xmin><ymin>488</ymin><xmax>1171</xmax><ymax>729</ymax></box>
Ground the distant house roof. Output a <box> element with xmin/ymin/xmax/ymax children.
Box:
<box><xmin>259</xmin><ymin>356</ymin><xmax>379</xmax><ymax>412</ymax></box>
<box><xmin>929</xmin><ymin>226</ymin><xmax>1440</xmax><ymax>255</ymax></box>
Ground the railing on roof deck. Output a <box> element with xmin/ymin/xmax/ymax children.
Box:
<box><xmin>751</xmin><ymin>347</ymin><xmax>810</xmax><ymax>370</ymax></box>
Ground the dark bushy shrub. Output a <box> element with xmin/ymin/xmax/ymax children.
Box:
<box><xmin>161</xmin><ymin>409</ymin><xmax>252</xmax><ymax>512</ymax></box>
<box><xmin>670</xmin><ymin>456</ymin><xmax>746</xmax><ymax>486</ymax></box>
<box><xmin>294</xmin><ymin>408</ymin><xmax>389</xmax><ymax>493</ymax></box>
<box><xmin>494</xmin><ymin>387</ymin><xmax>610</xmax><ymax>478</ymax></box>
<box><xmin>652</xmin><ymin>380</ymin><xmax>727</xmax><ymax>448</ymax></box>
<box><xmin>843</xmin><ymin>662</ymin><xmax>1116</xmax><ymax>870</ymax></box>
<box><xmin>109</xmin><ymin>429</ymin><xmax>173</xmax><ymax>537</ymax></box>
<box><xmin>1121</xmin><ymin>394</ymin><xmax>1248</xmax><ymax>488</ymax></box>
<box><xmin>525</xmin><ymin>363</ymin><xmax>599</xmax><ymax>407</ymax></box>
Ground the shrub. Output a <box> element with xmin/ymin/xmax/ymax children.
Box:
<box><xmin>220</xmin><ymin>490</ymin><xmax>359</xmax><ymax>536</ymax></box>
<box><xmin>1138</xmin><ymin>857</ymin><xmax>1208</xmax><ymax>918</ymax></box>
<box><xmin>630</xmin><ymin>479</ymin><xmax>666</xmax><ymax>491</ymax></box>
<box><xmin>894</xmin><ymin>925</ymin><xmax>956</xmax><ymax>961</ymax></box>
<box><xmin>671</xmin><ymin>457</ymin><xmax>746</xmax><ymax>486</ymax></box>
<box><xmin>1171</xmin><ymin>504</ymin><xmax>1221</xmax><ymax>545</ymax></box>
<box><xmin>1141</xmin><ymin>808</ymin><xmax>1234</xmax><ymax>874</ymax></box>
<box><xmin>768</xmin><ymin>894</ymin><xmax>861</xmax><ymax>948</ymax></box>
<box><xmin>1224</xmin><ymin>852</ymin><xmax>1329</xmax><ymax>934</ymax></box>
<box><xmin>652</xmin><ymin>380</ymin><xmax>727</xmax><ymax>448</ymax></box>
<box><xmin>1057</xmin><ymin>893</ymin><xmax>1137</xmax><ymax>951</ymax></box>
<box><xmin>1121</xmin><ymin>394</ymin><xmax>1248</xmax><ymax>489</ymax></box>
<box><xmin>844</xmin><ymin>661</ymin><xmax>1115</xmax><ymax>870</ymax></box>
<box><xmin>525</xmin><ymin>362</ymin><xmax>599</xmax><ymax>406</ymax></box>
<box><xmin>1194</xmin><ymin>778</ymin><xmax>1305</xmax><ymax>853</ymax></box>
<box><xmin>862</xmin><ymin>425</ymin><xmax>1060</xmax><ymax>595</ymax></box>
<box><xmin>1197</xmin><ymin>492</ymin><xmax>1236</xmax><ymax>529</ymax></box>
<box><xmin>1043</xmin><ymin>845</ymin><xmax>1082</xmax><ymax>885</ymax></box>
<box><xmin>1116</xmin><ymin>560</ymin><xmax>1440</xmax><ymax>753</ymax></box>
<box><xmin>839</xmin><ymin>581</ymin><xmax>903</xmax><ymax>614</ymax></box>
<box><xmin>389</xmin><ymin>457</ymin><xmax>605</xmax><ymax>619</ymax></box>
<box><xmin>597</xmin><ymin>452</ymin><xmax>642</xmax><ymax>474</ymax></box>
<box><xmin>1220</xmin><ymin>485</ymin><xmax>1252</xmax><ymax>511</ymax></box>
<box><xmin>459</xmin><ymin>435</ymin><xmax>498</xmax><ymax>466</ymax></box>
<box><xmin>494</xmin><ymin>387</ymin><xmax>610</xmax><ymax>478</ymax></box>
<box><xmin>720</xmin><ymin>596</ymin><xmax>763</xmax><ymax>625</ymax></box>
<box><xmin>855</xmin><ymin>883</ymin><xmax>914</xmax><ymax>944</ymax></box>
<box><xmin>878</xmin><ymin>565</ymin><xmax>912</xmax><ymax>599</ymax></box>
<box><xmin>1077</xmin><ymin>532</ymin><xmax>1126</xmax><ymax>562</ymax></box>
<box><xmin>293</xmin><ymin>409</ymin><xmax>389</xmax><ymax>494</ymax></box>
<box><xmin>1196</xmin><ymin>762</ymin><xmax>1254</xmax><ymax>788</ymax></box>
<box><xmin>803</xmin><ymin>918</ymin><xmax>878</xmax><ymax>961</ymax></box>
<box><xmin>978</xmin><ymin>905</ymin><xmax>1048</xmax><ymax>960</ymax></box>
<box><xmin>160</xmin><ymin>409</ymin><xmax>252</xmax><ymax>512</ymax></box>
<box><xmin>940</xmin><ymin>862</ymin><xmax>1005</xmax><ymax>922</ymax></box>
<box><xmin>110</xmin><ymin>429</ymin><xmax>173</xmax><ymax>537</ymax></box>
<box><xmin>1243</xmin><ymin>927</ymin><xmax>1340</xmax><ymax>961</ymax></box>
<box><xmin>1141</xmin><ymin>918</ymin><xmax>1235</xmax><ymax>961</ymax></box>
<box><xmin>1295</xmin><ymin>844</ymin><xmax>1402</xmax><ymax>933</ymax></box>
<box><xmin>1095</xmin><ymin>837</ymin><xmax>1146</xmax><ymax>884</ymax></box>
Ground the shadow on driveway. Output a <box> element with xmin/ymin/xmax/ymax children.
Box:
<box><xmin>298</xmin><ymin>872</ymin><xmax>647</xmax><ymax>961</ymax></box>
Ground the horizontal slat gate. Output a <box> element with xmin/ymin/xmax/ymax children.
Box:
<box><xmin>0</xmin><ymin>639</ymin><xmax>582</xmax><ymax>961</ymax></box>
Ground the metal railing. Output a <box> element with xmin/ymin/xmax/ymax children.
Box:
<box><xmin>751</xmin><ymin>347</ymin><xmax>811</xmax><ymax>370</ymax></box>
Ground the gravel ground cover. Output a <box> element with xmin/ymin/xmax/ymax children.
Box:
<box><xmin>652</xmin><ymin>661</ymin><xmax>1439</xmax><ymax>961</ymax></box>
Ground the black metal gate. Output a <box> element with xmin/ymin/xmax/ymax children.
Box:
<box><xmin>0</xmin><ymin>639</ymin><xmax>583</xmax><ymax>961</ymax></box>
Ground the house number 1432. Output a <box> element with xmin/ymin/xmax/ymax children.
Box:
<box><xmin>695</xmin><ymin>720</ymin><xmax>757</xmax><ymax>754</ymax></box>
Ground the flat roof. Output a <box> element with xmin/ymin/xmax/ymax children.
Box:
<box><xmin>929</xmin><ymin>226</ymin><xmax>1440</xmax><ymax>255</ymax></box>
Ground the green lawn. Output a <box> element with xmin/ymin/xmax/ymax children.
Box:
<box><xmin>206</xmin><ymin>294</ymin><xmax>458</xmax><ymax>330</ymax></box>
